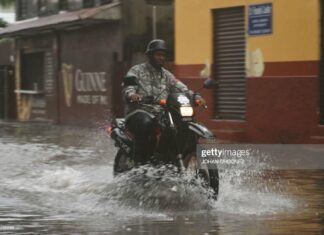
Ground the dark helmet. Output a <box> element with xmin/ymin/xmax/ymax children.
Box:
<box><xmin>145</xmin><ymin>39</ymin><xmax>168</xmax><ymax>54</ymax></box>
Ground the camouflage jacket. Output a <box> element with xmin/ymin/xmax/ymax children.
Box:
<box><xmin>123</xmin><ymin>62</ymin><xmax>193</xmax><ymax>115</ymax></box>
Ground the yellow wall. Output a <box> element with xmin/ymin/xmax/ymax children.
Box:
<box><xmin>175</xmin><ymin>0</ymin><xmax>320</xmax><ymax>65</ymax></box>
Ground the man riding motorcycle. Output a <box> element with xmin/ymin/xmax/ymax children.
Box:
<box><xmin>123</xmin><ymin>39</ymin><xmax>206</xmax><ymax>165</ymax></box>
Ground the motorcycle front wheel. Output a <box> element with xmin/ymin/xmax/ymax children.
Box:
<box><xmin>183</xmin><ymin>152</ymin><xmax>219</xmax><ymax>200</ymax></box>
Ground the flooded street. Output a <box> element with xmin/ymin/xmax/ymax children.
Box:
<box><xmin>0</xmin><ymin>121</ymin><xmax>323</xmax><ymax>234</ymax></box>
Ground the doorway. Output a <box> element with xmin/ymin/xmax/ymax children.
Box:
<box><xmin>213</xmin><ymin>6</ymin><xmax>246</xmax><ymax>120</ymax></box>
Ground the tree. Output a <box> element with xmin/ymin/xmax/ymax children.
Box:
<box><xmin>0</xmin><ymin>0</ymin><xmax>14</xmax><ymax>8</ymax></box>
<box><xmin>0</xmin><ymin>0</ymin><xmax>14</xmax><ymax>27</ymax></box>
<box><xmin>0</xmin><ymin>18</ymin><xmax>8</xmax><ymax>27</ymax></box>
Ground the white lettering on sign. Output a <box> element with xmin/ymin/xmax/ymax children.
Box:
<box><xmin>91</xmin><ymin>95</ymin><xmax>108</xmax><ymax>105</ymax></box>
<box><xmin>61</xmin><ymin>64</ymin><xmax>109</xmax><ymax>107</ymax></box>
<box><xmin>248</xmin><ymin>3</ymin><xmax>272</xmax><ymax>36</ymax></box>
<box><xmin>76</xmin><ymin>95</ymin><xmax>108</xmax><ymax>105</ymax></box>
<box><xmin>77</xmin><ymin>95</ymin><xmax>92</xmax><ymax>104</ymax></box>
<box><xmin>75</xmin><ymin>69</ymin><xmax>107</xmax><ymax>92</ymax></box>
<box><xmin>250</xmin><ymin>5</ymin><xmax>272</xmax><ymax>16</ymax></box>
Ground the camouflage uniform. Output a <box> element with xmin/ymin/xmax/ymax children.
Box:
<box><xmin>123</xmin><ymin>62</ymin><xmax>193</xmax><ymax>116</ymax></box>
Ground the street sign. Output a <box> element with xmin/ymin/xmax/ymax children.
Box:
<box><xmin>248</xmin><ymin>3</ymin><xmax>272</xmax><ymax>36</ymax></box>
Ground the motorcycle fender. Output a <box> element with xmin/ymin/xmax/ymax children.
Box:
<box><xmin>125</xmin><ymin>109</ymin><xmax>155</xmax><ymax>122</ymax></box>
<box><xmin>110</xmin><ymin>128</ymin><xmax>132</xmax><ymax>154</ymax></box>
<box><xmin>188</xmin><ymin>122</ymin><xmax>214</xmax><ymax>139</ymax></box>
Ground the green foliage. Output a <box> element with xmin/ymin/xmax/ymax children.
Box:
<box><xmin>0</xmin><ymin>0</ymin><xmax>14</xmax><ymax>8</ymax></box>
<box><xmin>0</xmin><ymin>18</ymin><xmax>8</xmax><ymax>27</ymax></box>
<box><xmin>0</xmin><ymin>0</ymin><xmax>14</xmax><ymax>27</ymax></box>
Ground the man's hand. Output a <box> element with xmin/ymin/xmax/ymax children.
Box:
<box><xmin>129</xmin><ymin>93</ymin><xmax>142</xmax><ymax>103</ymax></box>
<box><xmin>195</xmin><ymin>97</ymin><xmax>206</xmax><ymax>107</ymax></box>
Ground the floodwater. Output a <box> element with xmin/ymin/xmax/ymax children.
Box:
<box><xmin>0</xmin><ymin>121</ymin><xmax>323</xmax><ymax>235</ymax></box>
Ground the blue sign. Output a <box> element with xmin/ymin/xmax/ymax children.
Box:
<box><xmin>248</xmin><ymin>3</ymin><xmax>272</xmax><ymax>36</ymax></box>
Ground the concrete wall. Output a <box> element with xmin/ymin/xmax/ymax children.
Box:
<box><xmin>174</xmin><ymin>0</ymin><xmax>322</xmax><ymax>143</ymax></box>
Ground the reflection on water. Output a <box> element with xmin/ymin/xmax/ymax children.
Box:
<box><xmin>0</xmin><ymin>121</ymin><xmax>323</xmax><ymax>234</ymax></box>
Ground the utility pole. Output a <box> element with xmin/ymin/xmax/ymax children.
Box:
<box><xmin>152</xmin><ymin>5</ymin><xmax>157</xmax><ymax>39</ymax></box>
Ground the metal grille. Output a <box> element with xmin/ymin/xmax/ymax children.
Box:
<box><xmin>17</xmin><ymin>0</ymin><xmax>38</xmax><ymax>20</ymax></box>
<box><xmin>213</xmin><ymin>6</ymin><xmax>246</xmax><ymax>120</ymax></box>
<box><xmin>320</xmin><ymin>0</ymin><xmax>324</xmax><ymax>124</ymax></box>
<box><xmin>17</xmin><ymin>0</ymin><xmax>28</xmax><ymax>20</ymax></box>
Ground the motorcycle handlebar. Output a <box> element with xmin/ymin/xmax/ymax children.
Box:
<box><xmin>130</xmin><ymin>95</ymin><xmax>159</xmax><ymax>105</ymax></box>
<box><xmin>130</xmin><ymin>94</ymin><xmax>207</xmax><ymax>107</ymax></box>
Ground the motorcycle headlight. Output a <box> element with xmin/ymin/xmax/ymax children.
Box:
<box><xmin>180</xmin><ymin>106</ymin><xmax>194</xmax><ymax>117</ymax></box>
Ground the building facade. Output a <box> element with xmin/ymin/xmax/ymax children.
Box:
<box><xmin>174</xmin><ymin>0</ymin><xmax>324</xmax><ymax>143</ymax></box>
<box><xmin>0</xmin><ymin>3</ymin><xmax>15</xmax><ymax>120</ymax></box>
<box><xmin>0</xmin><ymin>0</ymin><xmax>174</xmax><ymax>125</ymax></box>
<box><xmin>4</xmin><ymin>0</ymin><xmax>321</xmax><ymax>144</ymax></box>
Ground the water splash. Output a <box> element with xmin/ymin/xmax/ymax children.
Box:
<box><xmin>195</xmin><ymin>147</ymin><xmax>295</xmax><ymax>215</ymax></box>
<box><xmin>106</xmin><ymin>165</ymin><xmax>215</xmax><ymax>212</ymax></box>
<box><xmin>3</xmin><ymin>160</ymin><xmax>296</xmax><ymax>218</ymax></box>
<box><xmin>0</xmin><ymin>122</ymin><xmax>297</xmax><ymax>220</ymax></box>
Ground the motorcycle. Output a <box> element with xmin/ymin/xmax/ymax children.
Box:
<box><xmin>106</xmin><ymin>77</ymin><xmax>219</xmax><ymax>199</ymax></box>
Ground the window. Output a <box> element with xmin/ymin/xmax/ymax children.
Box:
<box><xmin>16</xmin><ymin>0</ymin><xmax>39</xmax><ymax>20</ymax></box>
<box><xmin>59</xmin><ymin>0</ymin><xmax>68</xmax><ymax>11</ymax></box>
<box><xmin>100</xmin><ymin>0</ymin><xmax>113</xmax><ymax>5</ymax></box>
<box><xmin>21</xmin><ymin>52</ymin><xmax>45</xmax><ymax>91</ymax></box>
<box><xmin>83</xmin><ymin>0</ymin><xmax>113</xmax><ymax>8</ymax></box>
<box><xmin>83</xmin><ymin>0</ymin><xmax>94</xmax><ymax>8</ymax></box>
<box><xmin>68</xmin><ymin>0</ymin><xmax>83</xmax><ymax>11</ymax></box>
<box><xmin>16</xmin><ymin>0</ymin><xmax>28</xmax><ymax>20</ymax></box>
<box><xmin>38</xmin><ymin>0</ymin><xmax>59</xmax><ymax>16</ymax></box>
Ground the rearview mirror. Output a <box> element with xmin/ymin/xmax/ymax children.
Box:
<box><xmin>203</xmin><ymin>78</ymin><xmax>218</xmax><ymax>89</ymax></box>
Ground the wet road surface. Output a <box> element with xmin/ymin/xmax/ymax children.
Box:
<box><xmin>0</xmin><ymin>121</ymin><xmax>323</xmax><ymax>234</ymax></box>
